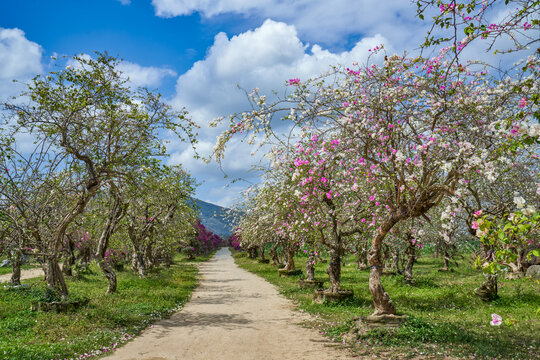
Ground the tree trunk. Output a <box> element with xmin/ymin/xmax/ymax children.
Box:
<box><xmin>259</xmin><ymin>245</ymin><xmax>266</xmax><ymax>261</ymax></box>
<box><xmin>475</xmin><ymin>274</ymin><xmax>498</xmax><ymax>301</ymax></box>
<box><xmin>393</xmin><ymin>251</ymin><xmax>402</xmax><ymax>274</ymax></box>
<box><xmin>382</xmin><ymin>244</ymin><xmax>393</xmax><ymax>272</ymax></box>
<box><xmin>131</xmin><ymin>244</ymin><xmax>147</xmax><ymax>278</ymax></box>
<box><xmin>368</xmin><ymin>216</ymin><xmax>398</xmax><ymax>316</ymax></box>
<box><xmin>10</xmin><ymin>254</ymin><xmax>22</xmax><ymax>286</ymax></box>
<box><xmin>357</xmin><ymin>245</ymin><xmax>368</xmax><ymax>270</ymax></box>
<box><xmin>326</xmin><ymin>250</ymin><xmax>341</xmax><ymax>293</ymax></box>
<box><xmin>45</xmin><ymin>256</ymin><xmax>68</xmax><ymax>299</ymax></box>
<box><xmin>270</xmin><ymin>243</ymin><xmax>280</xmax><ymax>266</ymax></box>
<box><xmin>95</xmin><ymin>195</ymin><xmax>125</xmax><ymax>294</ymax></box>
<box><xmin>403</xmin><ymin>241</ymin><xmax>416</xmax><ymax>284</ymax></box>
<box><xmin>306</xmin><ymin>252</ymin><xmax>316</xmax><ymax>281</ymax></box>
<box><xmin>63</xmin><ymin>236</ymin><xmax>75</xmax><ymax>277</ymax></box>
<box><xmin>443</xmin><ymin>247</ymin><xmax>450</xmax><ymax>271</ymax></box>
<box><xmin>284</xmin><ymin>246</ymin><xmax>296</xmax><ymax>271</ymax></box>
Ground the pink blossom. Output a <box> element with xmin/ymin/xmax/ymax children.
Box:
<box><xmin>288</xmin><ymin>78</ymin><xmax>301</xmax><ymax>85</ymax></box>
<box><xmin>490</xmin><ymin>313</ymin><xmax>502</xmax><ymax>326</ymax></box>
<box><xmin>473</xmin><ymin>210</ymin><xmax>483</xmax><ymax>217</ymax></box>
<box><xmin>471</xmin><ymin>221</ymin><xmax>479</xmax><ymax>230</ymax></box>
<box><xmin>518</xmin><ymin>97</ymin><xmax>527</xmax><ymax>108</ymax></box>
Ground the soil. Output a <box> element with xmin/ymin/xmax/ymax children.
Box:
<box><xmin>106</xmin><ymin>248</ymin><xmax>351</xmax><ymax>359</ymax></box>
<box><xmin>0</xmin><ymin>267</ymin><xmax>44</xmax><ymax>283</ymax></box>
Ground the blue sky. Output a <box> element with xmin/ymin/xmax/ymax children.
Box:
<box><xmin>0</xmin><ymin>0</ymin><xmax>521</xmax><ymax>207</ymax></box>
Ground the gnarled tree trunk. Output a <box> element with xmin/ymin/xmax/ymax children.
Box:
<box><xmin>475</xmin><ymin>274</ymin><xmax>498</xmax><ymax>301</ymax></box>
<box><xmin>305</xmin><ymin>251</ymin><xmax>316</xmax><ymax>281</ymax></box>
<box><xmin>284</xmin><ymin>245</ymin><xmax>296</xmax><ymax>271</ymax></box>
<box><xmin>357</xmin><ymin>243</ymin><xmax>368</xmax><ymax>270</ymax></box>
<box><xmin>403</xmin><ymin>239</ymin><xmax>417</xmax><ymax>284</ymax></box>
<box><xmin>63</xmin><ymin>235</ymin><xmax>75</xmax><ymax>277</ymax></box>
<box><xmin>45</xmin><ymin>256</ymin><xmax>68</xmax><ymax>299</ymax></box>
<box><xmin>270</xmin><ymin>243</ymin><xmax>280</xmax><ymax>266</ymax></box>
<box><xmin>9</xmin><ymin>252</ymin><xmax>22</xmax><ymax>286</ymax></box>
<box><xmin>95</xmin><ymin>192</ymin><xmax>125</xmax><ymax>294</ymax></box>
<box><xmin>368</xmin><ymin>216</ymin><xmax>398</xmax><ymax>316</ymax></box>
<box><xmin>326</xmin><ymin>249</ymin><xmax>341</xmax><ymax>293</ymax></box>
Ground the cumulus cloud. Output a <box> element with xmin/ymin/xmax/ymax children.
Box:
<box><xmin>168</xmin><ymin>19</ymin><xmax>392</xmax><ymax>206</ymax></box>
<box><xmin>117</xmin><ymin>0</ymin><xmax>131</xmax><ymax>5</ymax></box>
<box><xmin>152</xmin><ymin>0</ymin><xmax>424</xmax><ymax>48</ymax></box>
<box><xmin>0</xmin><ymin>28</ymin><xmax>43</xmax><ymax>100</ymax></box>
<box><xmin>67</xmin><ymin>54</ymin><xmax>177</xmax><ymax>89</ymax></box>
<box><xmin>117</xmin><ymin>62</ymin><xmax>177</xmax><ymax>88</ymax></box>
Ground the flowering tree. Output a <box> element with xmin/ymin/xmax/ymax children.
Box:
<box><xmin>214</xmin><ymin>48</ymin><xmax>538</xmax><ymax>317</ymax></box>
<box><xmin>123</xmin><ymin>165</ymin><xmax>196</xmax><ymax>277</ymax></box>
<box><xmin>473</xmin><ymin>198</ymin><xmax>539</xmax><ymax>300</ymax></box>
<box><xmin>2</xmin><ymin>53</ymin><xmax>195</xmax><ymax>298</ymax></box>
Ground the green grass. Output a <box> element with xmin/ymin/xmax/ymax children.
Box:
<box><xmin>0</xmin><ymin>252</ymin><xmax>214</xmax><ymax>360</ymax></box>
<box><xmin>232</xmin><ymin>251</ymin><xmax>540</xmax><ymax>359</ymax></box>
<box><xmin>0</xmin><ymin>263</ymin><xmax>39</xmax><ymax>276</ymax></box>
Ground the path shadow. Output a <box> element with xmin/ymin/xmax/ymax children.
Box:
<box><xmin>153</xmin><ymin>312</ymin><xmax>253</xmax><ymax>338</ymax></box>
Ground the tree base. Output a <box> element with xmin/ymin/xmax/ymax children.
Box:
<box><xmin>31</xmin><ymin>299</ymin><xmax>89</xmax><ymax>312</ymax></box>
<box><xmin>278</xmin><ymin>269</ymin><xmax>302</xmax><ymax>276</ymax></box>
<box><xmin>474</xmin><ymin>286</ymin><xmax>498</xmax><ymax>302</ymax></box>
<box><xmin>312</xmin><ymin>289</ymin><xmax>353</xmax><ymax>304</ymax></box>
<box><xmin>437</xmin><ymin>268</ymin><xmax>454</xmax><ymax>272</ymax></box>
<box><xmin>350</xmin><ymin>314</ymin><xmax>408</xmax><ymax>337</ymax></box>
<box><xmin>258</xmin><ymin>259</ymin><xmax>270</xmax><ymax>264</ymax></box>
<box><xmin>505</xmin><ymin>272</ymin><xmax>524</xmax><ymax>280</ymax></box>
<box><xmin>298</xmin><ymin>279</ymin><xmax>323</xmax><ymax>289</ymax></box>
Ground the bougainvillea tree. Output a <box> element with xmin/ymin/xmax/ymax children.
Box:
<box><xmin>214</xmin><ymin>48</ymin><xmax>538</xmax><ymax>317</ymax></box>
<box><xmin>123</xmin><ymin>165</ymin><xmax>196</xmax><ymax>277</ymax></box>
<box><xmin>2</xmin><ymin>53</ymin><xmax>195</xmax><ymax>298</ymax></box>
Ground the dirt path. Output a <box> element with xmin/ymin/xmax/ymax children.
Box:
<box><xmin>0</xmin><ymin>267</ymin><xmax>44</xmax><ymax>283</ymax></box>
<box><xmin>107</xmin><ymin>247</ymin><xmax>351</xmax><ymax>360</ymax></box>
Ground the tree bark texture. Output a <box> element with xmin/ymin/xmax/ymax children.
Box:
<box><xmin>326</xmin><ymin>250</ymin><xmax>341</xmax><ymax>293</ymax></box>
<box><xmin>368</xmin><ymin>216</ymin><xmax>398</xmax><ymax>316</ymax></box>
<box><xmin>305</xmin><ymin>252</ymin><xmax>316</xmax><ymax>281</ymax></box>
<box><xmin>284</xmin><ymin>246</ymin><xmax>296</xmax><ymax>271</ymax></box>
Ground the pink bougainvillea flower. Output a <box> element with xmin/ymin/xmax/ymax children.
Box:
<box><xmin>490</xmin><ymin>313</ymin><xmax>502</xmax><ymax>326</ymax></box>
<box><xmin>288</xmin><ymin>78</ymin><xmax>301</xmax><ymax>85</ymax></box>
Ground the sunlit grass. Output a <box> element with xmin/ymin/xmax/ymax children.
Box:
<box><xmin>0</xmin><ymin>252</ymin><xmax>213</xmax><ymax>360</ymax></box>
<box><xmin>233</xmin><ymin>250</ymin><xmax>540</xmax><ymax>359</ymax></box>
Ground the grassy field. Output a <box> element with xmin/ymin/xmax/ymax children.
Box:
<box><xmin>233</xmin><ymin>250</ymin><xmax>540</xmax><ymax>359</ymax></box>
<box><xmin>0</xmin><ymin>253</ymin><xmax>213</xmax><ymax>360</ymax></box>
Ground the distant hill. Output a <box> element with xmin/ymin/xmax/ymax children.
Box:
<box><xmin>190</xmin><ymin>198</ymin><xmax>234</xmax><ymax>238</ymax></box>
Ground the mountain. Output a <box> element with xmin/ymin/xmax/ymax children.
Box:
<box><xmin>191</xmin><ymin>198</ymin><xmax>234</xmax><ymax>238</ymax></box>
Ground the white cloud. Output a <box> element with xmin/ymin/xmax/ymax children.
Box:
<box><xmin>67</xmin><ymin>55</ymin><xmax>177</xmax><ymax>89</ymax></box>
<box><xmin>0</xmin><ymin>28</ymin><xmax>43</xmax><ymax>100</ymax></box>
<box><xmin>168</xmin><ymin>19</ymin><xmax>391</xmax><ymax>206</ymax></box>
<box><xmin>117</xmin><ymin>0</ymin><xmax>131</xmax><ymax>5</ymax></box>
<box><xmin>152</xmin><ymin>0</ymin><xmax>424</xmax><ymax>47</ymax></box>
<box><xmin>117</xmin><ymin>62</ymin><xmax>177</xmax><ymax>88</ymax></box>
<box><xmin>152</xmin><ymin>0</ymin><xmax>270</xmax><ymax>17</ymax></box>
<box><xmin>172</xmin><ymin>19</ymin><xmax>389</xmax><ymax>125</ymax></box>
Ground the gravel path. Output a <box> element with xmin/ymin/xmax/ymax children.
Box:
<box><xmin>0</xmin><ymin>267</ymin><xmax>44</xmax><ymax>283</ymax></box>
<box><xmin>106</xmin><ymin>247</ymin><xmax>351</xmax><ymax>360</ymax></box>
